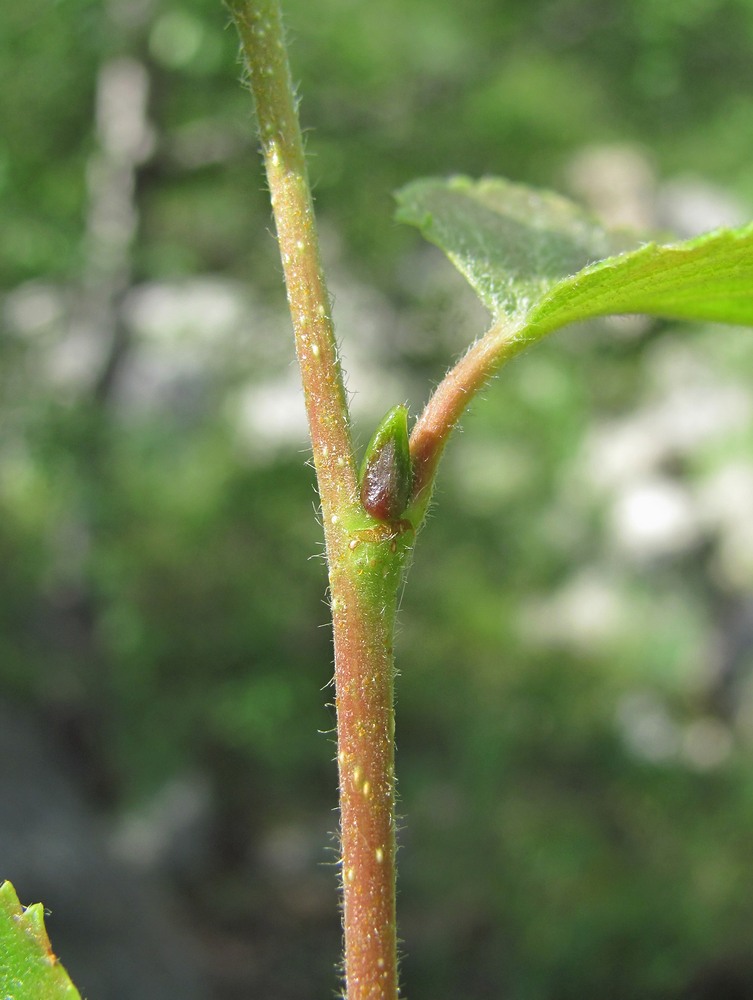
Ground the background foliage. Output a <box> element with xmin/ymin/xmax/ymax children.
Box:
<box><xmin>2</xmin><ymin>0</ymin><xmax>753</xmax><ymax>997</ymax></box>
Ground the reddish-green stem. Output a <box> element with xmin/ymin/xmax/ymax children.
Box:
<box><xmin>331</xmin><ymin>558</ymin><xmax>401</xmax><ymax>1000</ymax></box>
<box><xmin>227</xmin><ymin>0</ymin><xmax>356</xmax><ymax>514</ymax></box>
<box><xmin>409</xmin><ymin>316</ymin><xmax>523</xmax><ymax>516</ymax></box>
<box><xmin>228</xmin><ymin>6</ymin><xmax>529</xmax><ymax>995</ymax></box>
<box><xmin>227</xmin><ymin>1</ymin><xmax>402</xmax><ymax>996</ymax></box>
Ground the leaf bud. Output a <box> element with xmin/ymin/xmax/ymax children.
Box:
<box><xmin>359</xmin><ymin>405</ymin><xmax>412</xmax><ymax>522</ymax></box>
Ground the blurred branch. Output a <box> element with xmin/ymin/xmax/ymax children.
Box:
<box><xmin>83</xmin><ymin>55</ymin><xmax>155</xmax><ymax>404</ymax></box>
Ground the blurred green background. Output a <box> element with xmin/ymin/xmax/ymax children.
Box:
<box><xmin>2</xmin><ymin>0</ymin><xmax>753</xmax><ymax>997</ymax></box>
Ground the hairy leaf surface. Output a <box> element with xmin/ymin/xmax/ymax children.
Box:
<box><xmin>396</xmin><ymin>176</ymin><xmax>753</xmax><ymax>345</ymax></box>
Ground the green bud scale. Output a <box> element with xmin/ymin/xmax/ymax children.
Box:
<box><xmin>359</xmin><ymin>405</ymin><xmax>412</xmax><ymax>522</ymax></box>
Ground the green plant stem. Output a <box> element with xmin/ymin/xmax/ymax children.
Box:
<box><xmin>227</xmin><ymin>0</ymin><xmax>356</xmax><ymax>516</ymax></box>
<box><xmin>227</xmin><ymin>1</ymin><xmax>402</xmax><ymax>996</ymax></box>
<box><xmin>409</xmin><ymin>316</ymin><xmax>522</xmax><ymax>515</ymax></box>
<box><xmin>332</xmin><ymin>550</ymin><xmax>402</xmax><ymax>1000</ymax></box>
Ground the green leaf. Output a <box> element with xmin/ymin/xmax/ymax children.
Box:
<box><xmin>0</xmin><ymin>881</ymin><xmax>82</xmax><ymax>1000</ymax></box>
<box><xmin>525</xmin><ymin>222</ymin><xmax>753</xmax><ymax>339</ymax></box>
<box><xmin>395</xmin><ymin>176</ymin><xmax>753</xmax><ymax>346</ymax></box>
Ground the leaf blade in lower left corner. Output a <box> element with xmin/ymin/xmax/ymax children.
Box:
<box><xmin>0</xmin><ymin>881</ymin><xmax>82</xmax><ymax>1000</ymax></box>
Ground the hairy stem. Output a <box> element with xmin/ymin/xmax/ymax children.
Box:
<box><xmin>227</xmin><ymin>0</ymin><xmax>357</xmax><ymax>517</ymax></box>
<box><xmin>332</xmin><ymin>556</ymin><xmax>402</xmax><ymax>1000</ymax></box>
<box><xmin>227</xmin><ymin>2</ymin><xmax>402</xmax><ymax>996</ymax></box>
<box><xmin>409</xmin><ymin>316</ymin><xmax>523</xmax><ymax>516</ymax></box>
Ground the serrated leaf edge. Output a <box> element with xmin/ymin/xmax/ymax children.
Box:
<box><xmin>0</xmin><ymin>881</ymin><xmax>82</xmax><ymax>999</ymax></box>
<box><xmin>522</xmin><ymin>220</ymin><xmax>753</xmax><ymax>340</ymax></box>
